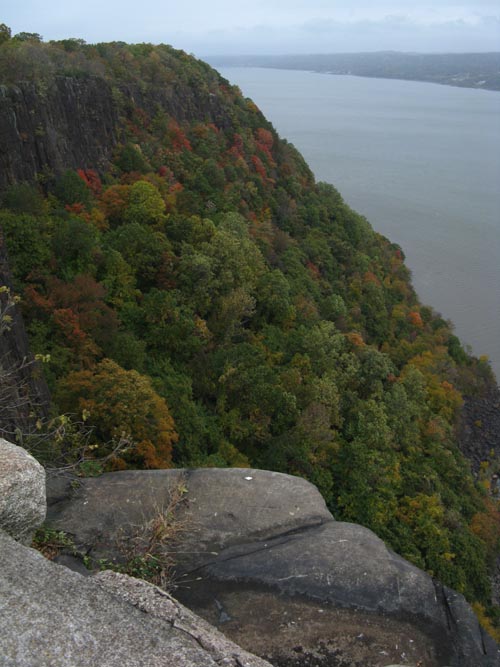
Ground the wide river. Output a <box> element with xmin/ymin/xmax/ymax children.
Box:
<box><xmin>219</xmin><ymin>67</ymin><xmax>500</xmax><ymax>381</ymax></box>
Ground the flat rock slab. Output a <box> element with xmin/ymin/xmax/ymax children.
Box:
<box><xmin>175</xmin><ymin>584</ymin><xmax>442</xmax><ymax>667</ymax></box>
<box><xmin>48</xmin><ymin>468</ymin><xmax>332</xmax><ymax>566</ymax></box>
<box><xmin>176</xmin><ymin>522</ymin><xmax>496</xmax><ymax>667</ymax></box>
<box><xmin>0</xmin><ymin>529</ymin><xmax>271</xmax><ymax>667</ymax></box>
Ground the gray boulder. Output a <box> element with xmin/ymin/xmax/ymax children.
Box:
<box><xmin>0</xmin><ymin>528</ymin><xmax>271</xmax><ymax>667</ymax></box>
<box><xmin>0</xmin><ymin>438</ymin><xmax>46</xmax><ymax>543</ymax></box>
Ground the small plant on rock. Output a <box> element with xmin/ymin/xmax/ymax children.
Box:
<box><xmin>94</xmin><ymin>476</ymin><xmax>189</xmax><ymax>591</ymax></box>
<box><xmin>32</xmin><ymin>527</ymin><xmax>75</xmax><ymax>560</ymax></box>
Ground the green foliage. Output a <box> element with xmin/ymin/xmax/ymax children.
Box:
<box><xmin>32</xmin><ymin>526</ymin><xmax>75</xmax><ymax>559</ymax></box>
<box><xmin>124</xmin><ymin>180</ymin><xmax>166</xmax><ymax>227</ymax></box>
<box><xmin>0</xmin><ymin>23</ymin><xmax>11</xmax><ymax>45</ymax></box>
<box><xmin>116</xmin><ymin>144</ymin><xmax>150</xmax><ymax>174</ymax></box>
<box><xmin>54</xmin><ymin>170</ymin><xmax>92</xmax><ymax>209</ymax></box>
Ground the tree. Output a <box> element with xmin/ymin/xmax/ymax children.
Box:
<box><xmin>124</xmin><ymin>180</ymin><xmax>166</xmax><ymax>227</ymax></box>
<box><xmin>0</xmin><ymin>24</ymin><xmax>11</xmax><ymax>45</ymax></box>
<box><xmin>13</xmin><ymin>32</ymin><xmax>42</xmax><ymax>42</ymax></box>
<box><xmin>57</xmin><ymin>359</ymin><xmax>178</xmax><ymax>469</ymax></box>
<box><xmin>54</xmin><ymin>170</ymin><xmax>92</xmax><ymax>209</ymax></box>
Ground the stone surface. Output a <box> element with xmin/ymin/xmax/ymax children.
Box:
<box><xmin>47</xmin><ymin>467</ymin><xmax>500</xmax><ymax>667</ymax></box>
<box><xmin>0</xmin><ymin>76</ymin><xmax>235</xmax><ymax>191</ymax></box>
<box><xmin>47</xmin><ymin>467</ymin><xmax>332</xmax><ymax>567</ymax></box>
<box><xmin>176</xmin><ymin>525</ymin><xmax>497</xmax><ymax>667</ymax></box>
<box><xmin>0</xmin><ymin>438</ymin><xmax>46</xmax><ymax>543</ymax></box>
<box><xmin>0</xmin><ymin>529</ymin><xmax>272</xmax><ymax>667</ymax></box>
<box><xmin>95</xmin><ymin>570</ymin><xmax>271</xmax><ymax>667</ymax></box>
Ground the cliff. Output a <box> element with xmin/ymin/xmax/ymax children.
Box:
<box><xmin>0</xmin><ymin>78</ymin><xmax>117</xmax><ymax>189</ymax></box>
<box><xmin>0</xmin><ymin>71</ymin><xmax>235</xmax><ymax>191</ymax></box>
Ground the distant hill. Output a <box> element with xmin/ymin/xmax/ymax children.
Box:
<box><xmin>208</xmin><ymin>52</ymin><xmax>500</xmax><ymax>91</ymax></box>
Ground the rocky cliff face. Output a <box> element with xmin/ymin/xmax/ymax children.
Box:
<box><xmin>0</xmin><ymin>78</ymin><xmax>118</xmax><ymax>189</ymax></box>
<box><xmin>0</xmin><ymin>74</ymin><xmax>234</xmax><ymax>190</ymax></box>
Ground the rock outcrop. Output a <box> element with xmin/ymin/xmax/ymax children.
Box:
<box><xmin>0</xmin><ymin>78</ymin><xmax>118</xmax><ymax>189</ymax></box>
<box><xmin>0</xmin><ymin>75</ymin><xmax>235</xmax><ymax>191</ymax></box>
<box><xmin>460</xmin><ymin>385</ymin><xmax>500</xmax><ymax>474</ymax></box>
<box><xmin>0</xmin><ymin>442</ymin><xmax>273</xmax><ymax>667</ymax></box>
<box><xmin>0</xmin><ymin>438</ymin><xmax>46</xmax><ymax>543</ymax></box>
<box><xmin>0</xmin><ymin>530</ymin><xmax>272</xmax><ymax>667</ymax></box>
<box><xmin>47</xmin><ymin>468</ymin><xmax>500</xmax><ymax>667</ymax></box>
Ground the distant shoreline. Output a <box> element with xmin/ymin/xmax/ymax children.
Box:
<box><xmin>207</xmin><ymin>52</ymin><xmax>500</xmax><ymax>92</ymax></box>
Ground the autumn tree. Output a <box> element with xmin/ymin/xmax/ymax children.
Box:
<box><xmin>57</xmin><ymin>359</ymin><xmax>178</xmax><ymax>469</ymax></box>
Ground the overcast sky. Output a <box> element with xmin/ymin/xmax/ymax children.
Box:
<box><xmin>3</xmin><ymin>0</ymin><xmax>500</xmax><ymax>55</ymax></box>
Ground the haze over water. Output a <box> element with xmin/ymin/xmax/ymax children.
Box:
<box><xmin>220</xmin><ymin>67</ymin><xmax>500</xmax><ymax>381</ymax></box>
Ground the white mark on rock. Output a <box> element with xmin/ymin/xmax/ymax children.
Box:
<box><xmin>244</xmin><ymin>476</ymin><xmax>253</xmax><ymax>481</ymax></box>
<box><xmin>276</xmin><ymin>574</ymin><xmax>309</xmax><ymax>581</ymax></box>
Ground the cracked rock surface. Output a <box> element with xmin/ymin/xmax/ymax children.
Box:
<box><xmin>47</xmin><ymin>468</ymin><xmax>499</xmax><ymax>667</ymax></box>
<box><xmin>0</xmin><ymin>529</ymin><xmax>271</xmax><ymax>667</ymax></box>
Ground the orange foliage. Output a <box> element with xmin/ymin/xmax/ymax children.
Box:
<box><xmin>59</xmin><ymin>359</ymin><xmax>178</xmax><ymax>469</ymax></box>
<box><xmin>363</xmin><ymin>271</ymin><xmax>380</xmax><ymax>286</ymax></box>
<box><xmin>408</xmin><ymin>311</ymin><xmax>424</xmax><ymax>328</ymax></box>
<box><xmin>470</xmin><ymin>498</ymin><xmax>500</xmax><ymax>559</ymax></box>
<box><xmin>65</xmin><ymin>202</ymin><xmax>86</xmax><ymax>216</ymax></box>
<box><xmin>99</xmin><ymin>184</ymin><xmax>131</xmax><ymax>224</ymax></box>
<box><xmin>306</xmin><ymin>261</ymin><xmax>321</xmax><ymax>281</ymax></box>
<box><xmin>346</xmin><ymin>332</ymin><xmax>366</xmax><ymax>348</ymax></box>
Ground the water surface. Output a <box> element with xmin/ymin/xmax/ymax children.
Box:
<box><xmin>220</xmin><ymin>67</ymin><xmax>500</xmax><ymax>380</ymax></box>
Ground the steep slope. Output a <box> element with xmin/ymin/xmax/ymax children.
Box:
<box><xmin>0</xmin><ymin>33</ymin><xmax>498</xmax><ymax>631</ymax></box>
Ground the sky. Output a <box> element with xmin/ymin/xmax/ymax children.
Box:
<box><xmin>3</xmin><ymin>0</ymin><xmax>500</xmax><ymax>55</ymax></box>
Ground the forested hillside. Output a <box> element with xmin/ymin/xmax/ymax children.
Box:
<box><xmin>0</xmin><ymin>30</ymin><xmax>498</xmax><ymax>629</ymax></box>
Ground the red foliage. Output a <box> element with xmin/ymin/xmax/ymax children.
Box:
<box><xmin>26</xmin><ymin>275</ymin><xmax>119</xmax><ymax>358</ymax></box>
<box><xmin>77</xmin><ymin>169</ymin><xmax>102</xmax><ymax>196</ymax></box>
<box><xmin>168</xmin><ymin>121</ymin><xmax>192</xmax><ymax>152</ymax></box>
<box><xmin>255</xmin><ymin>128</ymin><xmax>273</xmax><ymax>150</ymax></box>
<box><xmin>306</xmin><ymin>261</ymin><xmax>321</xmax><ymax>280</ymax></box>
<box><xmin>255</xmin><ymin>127</ymin><xmax>275</xmax><ymax>166</ymax></box>
<box><xmin>251</xmin><ymin>155</ymin><xmax>267</xmax><ymax>180</ymax></box>
<box><xmin>65</xmin><ymin>202</ymin><xmax>86</xmax><ymax>216</ymax></box>
<box><xmin>232</xmin><ymin>133</ymin><xmax>244</xmax><ymax>156</ymax></box>
<box><xmin>24</xmin><ymin>283</ymin><xmax>54</xmax><ymax>314</ymax></box>
<box><xmin>53</xmin><ymin>308</ymin><xmax>88</xmax><ymax>345</ymax></box>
